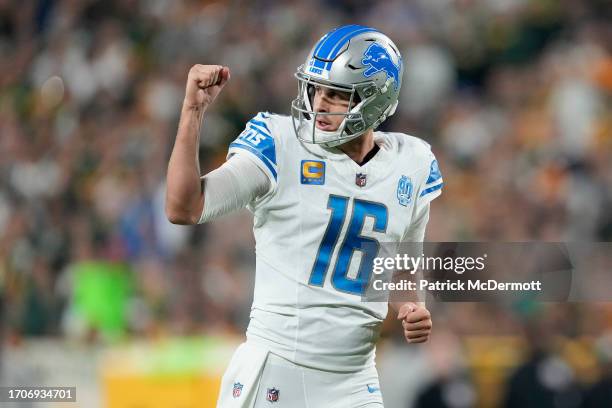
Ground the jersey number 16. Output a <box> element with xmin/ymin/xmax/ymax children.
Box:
<box><xmin>308</xmin><ymin>195</ymin><xmax>388</xmax><ymax>296</ymax></box>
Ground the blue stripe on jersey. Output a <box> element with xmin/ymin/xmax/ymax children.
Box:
<box><xmin>426</xmin><ymin>160</ymin><xmax>442</xmax><ymax>185</ymax></box>
<box><xmin>230</xmin><ymin>113</ymin><xmax>277</xmax><ymax>178</ymax></box>
<box><xmin>237</xmin><ymin>123</ymin><xmax>276</xmax><ymax>165</ymax></box>
<box><xmin>246</xmin><ymin>122</ymin><xmax>274</xmax><ymax>144</ymax></box>
<box><xmin>420</xmin><ymin>182</ymin><xmax>443</xmax><ymax>197</ymax></box>
<box><xmin>229</xmin><ymin>142</ymin><xmax>278</xmax><ymax>181</ymax></box>
<box><xmin>248</xmin><ymin>118</ymin><xmax>271</xmax><ymax>133</ymax></box>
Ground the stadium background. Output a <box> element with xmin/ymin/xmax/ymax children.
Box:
<box><xmin>1</xmin><ymin>0</ymin><xmax>611</xmax><ymax>407</ymax></box>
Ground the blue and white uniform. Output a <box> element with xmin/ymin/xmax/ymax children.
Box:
<box><xmin>202</xmin><ymin>112</ymin><xmax>443</xmax><ymax>407</ymax></box>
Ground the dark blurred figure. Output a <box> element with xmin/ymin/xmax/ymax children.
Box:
<box><xmin>581</xmin><ymin>332</ymin><xmax>612</xmax><ymax>408</ymax></box>
<box><xmin>414</xmin><ymin>375</ymin><xmax>476</xmax><ymax>408</ymax></box>
<box><xmin>502</xmin><ymin>320</ymin><xmax>582</xmax><ymax>408</ymax></box>
<box><xmin>412</xmin><ymin>324</ymin><xmax>476</xmax><ymax>408</ymax></box>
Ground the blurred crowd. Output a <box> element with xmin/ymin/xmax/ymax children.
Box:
<box><xmin>0</xmin><ymin>0</ymin><xmax>611</xmax><ymax>406</ymax></box>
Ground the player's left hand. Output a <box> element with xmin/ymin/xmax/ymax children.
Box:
<box><xmin>397</xmin><ymin>302</ymin><xmax>432</xmax><ymax>344</ymax></box>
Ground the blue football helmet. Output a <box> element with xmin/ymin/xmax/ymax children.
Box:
<box><xmin>291</xmin><ymin>25</ymin><xmax>404</xmax><ymax>147</ymax></box>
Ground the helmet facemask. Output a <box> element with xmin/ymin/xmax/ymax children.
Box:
<box><xmin>291</xmin><ymin>69</ymin><xmax>376</xmax><ymax>148</ymax></box>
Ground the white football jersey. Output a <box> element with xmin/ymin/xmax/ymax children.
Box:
<box><xmin>227</xmin><ymin>112</ymin><xmax>443</xmax><ymax>372</ymax></box>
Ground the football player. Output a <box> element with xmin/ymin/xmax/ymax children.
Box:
<box><xmin>166</xmin><ymin>25</ymin><xmax>442</xmax><ymax>408</ymax></box>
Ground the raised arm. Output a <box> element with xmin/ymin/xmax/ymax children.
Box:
<box><xmin>165</xmin><ymin>65</ymin><xmax>230</xmax><ymax>225</ymax></box>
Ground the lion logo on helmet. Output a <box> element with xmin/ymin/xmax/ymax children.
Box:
<box><xmin>361</xmin><ymin>43</ymin><xmax>401</xmax><ymax>90</ymax></box>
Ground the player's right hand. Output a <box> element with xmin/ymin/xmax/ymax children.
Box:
<box><xmin>183</xmin><ymin>64</ymin><xmax>230</xmax><ymax>111</ymax></box>
<box><xmin>397</xmin><ymin>302</ymin><xmax>432</xmax><ymax>344</ymax></box>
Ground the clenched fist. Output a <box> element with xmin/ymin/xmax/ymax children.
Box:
<box><xmin>183</xmin><ymin>64</ymin><xmax>231</xmax><ymax>111</ymax></box>
<box><xmin>397</xmin><ymin>302</ymin><xmax>432</xmax><ymax>344</ymax></box>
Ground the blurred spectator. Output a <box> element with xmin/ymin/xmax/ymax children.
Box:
<box><xmin>412</xmin><ymin>322</ymin><xmax>476</xmax><ymax>408</ymax></box>
<box><xmin>502</xmin><ymin>319</ymin><xmax>583</xmax><ymax>408</ymax></box>
<box><xmin>582</xmin><ymin>331</ymin><xmax>612</xmax><ymax>408</ymax></box>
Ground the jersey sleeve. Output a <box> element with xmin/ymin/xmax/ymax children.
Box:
<box><xmin>198</xmin><ymin>153</ymin><xmax>271</xmax><ymax>224</ymax></box>
<box><xmin>402</xmin><ymin>148</ymin><xmax>442</xmax><ymax>245</ymax></box>
<box><xmin>402</xmin><ymin>202</ymin><xmax>430</xmax><ymax>243</ymax></box>
<box><xmin>415</xmin><ymin>152</ymin><xmax>443</xmax><ymax>209</ymax></box>
<box><xmin>227</xmin><ymin>112</ymin><xmax>278</xmax><ymax>190</ymax></box>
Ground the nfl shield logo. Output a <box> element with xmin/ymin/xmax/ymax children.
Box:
<box><xmin>232</xmin><ymin>382</ymin><xmax>243</xmax><ymax>398</ymax></box>
<box><xmin>266</xmin><ymin>387</ymin><xmax>280</xmax><ymax>402</ymax></box>
<box><xmin>356</xmin><ymin>173</ymin><xmax>367</xmax><ymax>187</ymax></box>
